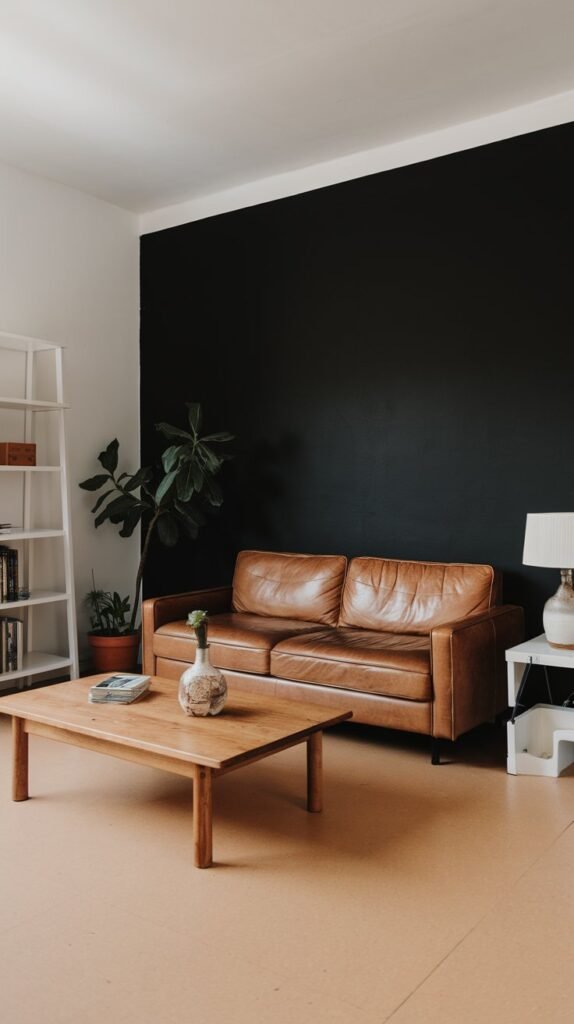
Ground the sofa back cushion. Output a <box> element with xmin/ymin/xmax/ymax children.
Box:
<box><xmin>232</xmin><ymin>550</ymin><xmax>347</xmax><ymax>626</ymax></box>
<box><xmin>340</xmin><ymin>557</ymin><xmax>498</xmax><ymax>634</ymax></box>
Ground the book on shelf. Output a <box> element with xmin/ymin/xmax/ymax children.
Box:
<box><xmin>0</xmin><ymin>545</ymin><xmax>19</xmax><ymax>601</ymax></box>
<box><xmin>88</xmin><ymin>673</ymin><xmax>151</xmax><ymax>704</ymax></box>
<box><xmin>0</xmin><ymin>616</ymin><xmax>23</xmax><ymax>673</ymax></box>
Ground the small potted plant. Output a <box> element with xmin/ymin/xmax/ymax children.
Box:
<box><xmin>79</xmin><ymin>402</ymin><xmax>233</xmax><ymax>673</ymax></box>
<box><xmin>84</xmin><ymin>575</ymin><xmax>137</xmax><ymax>672</ymax></box>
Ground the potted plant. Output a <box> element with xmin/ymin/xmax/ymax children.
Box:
<box><xmin>79</xmin><ymin>402</ymin><xmax>233</xmax><ymax>672</ymax></box>
<box><xmin>84</xmin><ymin>577</ymin><xmax>136</xmax><ymax>672</ymax></box>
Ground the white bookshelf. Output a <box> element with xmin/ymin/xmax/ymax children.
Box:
<box><xmin>0</xmin><ymin>330</ymin><xmax>79</xmax><ymax>689</ymax></box>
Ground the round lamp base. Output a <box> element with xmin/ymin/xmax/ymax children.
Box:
<box><xmin>544</xmin><ymin>571</ymin><xmax>574</xmax><ymax>648</ymax></box>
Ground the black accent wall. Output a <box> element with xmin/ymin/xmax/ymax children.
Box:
<box><xmin>140</xmin><ymin>122</ymin><xmax>573</xmax><ymax>635</ymax></box>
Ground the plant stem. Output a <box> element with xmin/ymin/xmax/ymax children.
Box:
<box><xmin>129</xmin><ymin>508</ymin><xmax>161</xmax><ymax>633</ymax></box>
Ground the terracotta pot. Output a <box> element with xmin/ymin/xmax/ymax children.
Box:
<box><xmin>88</xmin><ymin>632</ymin><xmax>140</xmax><ymax>673</ymax></box>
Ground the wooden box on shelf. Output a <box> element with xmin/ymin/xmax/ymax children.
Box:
<box><xmin>0</xmin><ymin>442</ymin><xmax>36</xmax><ymax>466</ymax></box>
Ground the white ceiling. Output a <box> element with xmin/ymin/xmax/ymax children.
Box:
<box><xmin>0</xmin><ymin>0</ymin><xmax>573</xmax><ymax>214</ymax></box>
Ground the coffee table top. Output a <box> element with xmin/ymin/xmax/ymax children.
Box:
<box><xmin>0</xmin><ymin>676</ymin><xmax>352</xmax><ymax>770</ymax></box>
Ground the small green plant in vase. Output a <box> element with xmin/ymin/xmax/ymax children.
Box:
<box><xmin>178</xmin><ymin>610</ymin><xmax>227</xmax><ymax>717</ymax></box>
<box><xmin>187</xmin><ymin>609</ymin><xmax>208</xmax><ymax>648</ymax></box>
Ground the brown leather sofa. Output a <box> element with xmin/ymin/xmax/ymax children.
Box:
<box><xmin>142</xmin><ymin>550</ymin><xmax>524</xmax><ymax>762</ymax></box>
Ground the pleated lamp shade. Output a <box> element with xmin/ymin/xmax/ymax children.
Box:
<box><xmin>523</xmin><ymin>513</ymin><xmax>574</xmax><ymax>568</ymax></box>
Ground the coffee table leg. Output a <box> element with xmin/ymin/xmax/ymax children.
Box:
<box><xmin>307</xmin><ymin>731</ymin><xmax>322</xmax><ymax>813</ymax></box>
<box><xmin>193</xmin><ymin>765</ymin><xmax>213</xmax><ymax>868</ymax></box>
<box><xmin>12</xmin><ymin>717</ymin><xmax>29</xmax><ymax>802</ymax></box>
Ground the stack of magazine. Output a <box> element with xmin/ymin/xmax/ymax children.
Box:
<box><xmin>88</xmin><ymin>673</ymin><xmax>150</xmax><ymax>704</ymax></box>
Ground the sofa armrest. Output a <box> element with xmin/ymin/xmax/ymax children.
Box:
<box><xmin>142</xmin><ymin>587</ymin><xmax>232</xmax><ymax>675</ymax></box>
<box><xmin>431</xmin><ymin>604</ymin><xmax>524</xmax><ymax>741</ymax></box>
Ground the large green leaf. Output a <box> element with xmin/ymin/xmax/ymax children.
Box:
<box><xmin>157</xmin><ymin>513</ymin><xmax>179</xmax><ymax>547</ymax></box>
<box><xmin>176</xmin><ymin>462</ymin><xmax>195</xmax><ymax>503</ymax></box>
<box><xmin>186</xmin><ymin>402</ymin><xmax>202</xmax><ymax>433</ymax></box>
<box><xmin>119</xmin><ymin>507</ymin><xmax>144</xmax><ymax>537</ymax></box>
<box><xmin>191</xmin><ymin>461</ymin><xmax>204</xmax><ymax>491</ymax></box>
<box><xmin>124</xmin><ymin>466</ymin><xmax>153</xmax><ymax>492</ymax></box>
<box><xmin>79</xmin><ymin>473</ymin><xmax>110</xmax><ymax>492</ymax></box>
<box><xmin>199</xmin><ymin>445</ymin><xmax>222</xmax><ymax>473</ymax></box>
<box><xmin>202</xmin><ymin>432</ymin><xmax>234</xmax><ymax>444</ymax></box>
<box><xmin>93</xmin><ymin>508</ymin><xmax>111</xmax><ymax>527</ymax></box>
<box><xmin>98</xmin><ymin>439</ymin><xmax>119</xmax><ymax>474</ymax></box>
<box><xmin>90</xmin><ymin>489</ymin><xmax>114</xmax><ymax>514</ymax></box>
<box><xmin>94</xmin><ymin>494</ymin><xmax>138</xmax><ymax>527</ymax></box>
<box><xmin>155</xmin><ymin>468</ymin><xmax>178</xmax><ymax>505</ymax></box>
<box><xmin>162</xmin><ymin>445</ymin><xmax>185</xmax><ymax>473</ymax></box>
<box><xmin>155</xmin><ymin>422</ymin><xmax>192</xmax><ymax>442</ymax></box>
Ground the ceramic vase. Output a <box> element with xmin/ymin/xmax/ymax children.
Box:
<box><xmin>178</xmin><ymin>646</ymin><xmax>227</xmax><ymax>716</ymax></box>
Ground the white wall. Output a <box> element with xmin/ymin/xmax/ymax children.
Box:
<box><xmin>0</xmin><ymin>160</ymin><xmax>139</xmax><ymax>663</ymax></box>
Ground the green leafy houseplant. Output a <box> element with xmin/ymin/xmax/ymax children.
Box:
<box><xmin>85</xmin><ymin>576</ymin><xmax>131</xmax><ymax>637</ymax></box>
<box><xmin>79</xmin><ymin>402</ymin><xmax>233</xmax><ymax>636</ymax></box>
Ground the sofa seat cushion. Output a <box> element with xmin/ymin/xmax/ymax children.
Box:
<box><xmin>154</xmin><ymin>613</ymin><xmax>325</xmax><ymax>675</ymax></box>
<box><xmin>271</xmin><ymin>628</ymin><xmax>431</xmax><ymax>700</ymax></box>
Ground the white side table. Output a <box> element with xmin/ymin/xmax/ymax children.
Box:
<box><xmin>506</xmin><ymin>634</ymin><xmax>574</xmax><ymax>776</ymax></box>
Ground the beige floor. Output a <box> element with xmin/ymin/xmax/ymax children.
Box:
<box><xmin>1</xmin><ymin>709</ymin><xmax>573</xmax><ymax>1024</ymax></box>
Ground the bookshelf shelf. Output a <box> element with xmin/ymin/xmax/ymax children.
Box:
<box><xmin>1</xmin><ymin>529</ymin><xmax>65</xmax><ymax>541</ymax></box>
<box><xmin>0</xmin><ymin>466</ymin><xmax>61</xmax><ymax>473</ymax></box>
<box><xmin>0</xmin><ymin>590</ymin><xmax>69</xmax><ymax>612</ymax></box>
<box><xmin>0</xmin><ymin>397</ymin><xmax>69</xmax><ymax>412</ymax></box>
<box><xmin>0</xmin><ymin>332</ymin><xmax>78</xmax><ymax>689</ymax></box>
<box><xmin>0</xmin><ymin>652</ymin><xmax>73</xmax><ymax>684</ymax></box>
<box><xmin>0</xmin><ymin>330</ymin><xmax>62</xmax><ymax>353</ymax></box>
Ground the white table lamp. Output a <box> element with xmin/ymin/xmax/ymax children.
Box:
<box><xmin>523</xmin><ymin>513</ymin><xmax>574</xmax><ymax>648</ymax></box>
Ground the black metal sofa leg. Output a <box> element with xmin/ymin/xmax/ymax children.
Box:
<box><xmin>431</xmin><ymin>738</ymin><xmax>442</xmax><ymax>765</ymax></box>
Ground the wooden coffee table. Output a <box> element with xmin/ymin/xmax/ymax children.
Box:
<box><xmin>0</xmin><ymin>676</ymin><xmax>352</xmax><ymax>867</ymax></box>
